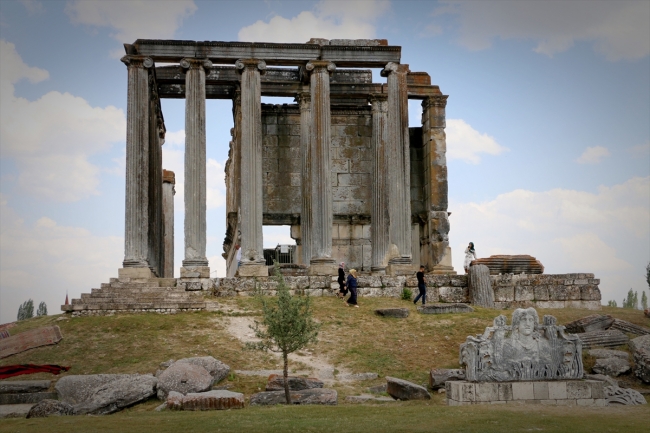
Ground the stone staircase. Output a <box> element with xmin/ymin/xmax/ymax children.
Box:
<box><xmin>61</xmin><ymin>278</ymin><xmax>207</xmax><ymax>316</ymax></box>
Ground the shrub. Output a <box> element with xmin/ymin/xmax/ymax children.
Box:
<box><xmin>401</xmin><ymin>288</ymin><xmax>413</xmax><ymax>301</ymax></box>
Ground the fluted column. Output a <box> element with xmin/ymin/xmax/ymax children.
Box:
<box><xmin>369</xmin><ymin>94</ymin><xmax>389</xmax><ymax>273</ymax></box>
<box><xmin>306</xmin><ymin>61</ymin><xmax>337</xmax><ymax>275</ymax></box>
<box><xmin>181</xmin><ymin>58</ymin><xmax>211</xmax><ymax>275</ymax></box>
<box><xmin>295</xmin><ymin>92</ymin><xmax>312</xmax><ymax>266</ymax></box>
<box><xmin>381</xmin><ymin>62</ymin><xmax>412</xmax><ymax>271</ymax></box>
<box><xmin>162</xmin><ymin>170</ymin><xmax>176</xmax><ymax>278</ymax></box>
<box><xmin>236</xmin><ymin>59</ymin><xmax>267</xmax><ymax>276</ymax></box>
<box><xmin>120</xmin><ymin>55</ymin><xmax>154</xmax><ymax>278</ymax></box>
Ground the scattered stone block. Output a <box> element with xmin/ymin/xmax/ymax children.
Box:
<box><xmin>576</xmin><ymin>330</ymin><xmax>628</xmax><ymax>349</ymax></box>
<box><xmin>170</xmin><ymin>390</ymin><xmax>244</xmax><ymax>411</ymax></box>
<box><xmin>0</xmin><ymin>380</ymin><xmax>50</xmax><ymax>394</ymax></box>
<box><xmin>588</xmin><ymin>349</ymin><xmax>628</xmax><ymax>360</ymax></box>
<box><xmin>629</xmin><ymin>335</ymin><xmax>650</xmax><ymax>383</ymax></box>
<box><xmin>56</xmin><ymin>374</ymin><xmax>141</xmax><ymax>405</ymax></box>
<box><xmin>604</xmin><ymin>386</ymin><xmax>647</xmax><ymax>405</ymax></box>
<box><xmin>564</xmin><ymin>315</ymin><xmax>614</xmax><ymax>334</ymax></box>
<box><xmin>368</xmin><ymin>384</ymin><xmax>387</xmax><ymax>393</ymax></box>
<box><xmin>73</xmin><ymin>375</ymin><xmax>158</xmax><ymax>415</ymax></box>
<box><xmin>0</xmin><ymin>392</ymin><xmax>58</xmax><ymax>405</ymax></box>
<box><xmin>610</xmin><ymin>318</ymin><xmax>650</xmax><ymax>336</ymax></box>
<box><xmin>375</xmin><ymin>308</ymin><xmax>409</xmax><ymax>318</ymax></box>
<box><xmin>386</xmin><ymin>376</ymin><xmax>430</xmax><ymax>400</ymax></box>
<box><xmin>337</xmin><ymin>372</ymin><xmax>378</xmax><ymax>381</ymax></box>
<box><xmin>175</xmin><ymin>356</ymin><xmax>230</xmax><ymax>384</ymax></box>
<box><xmin>265</xmin><ymin>374</ymin><xmax>324</xmax><ymax>391</ymax></box>
<box><xmin>249</xmin><ymin>388</ymin><xmax>337</xmax><ymax>405</ymax></box>
<box><xmin>429</xmin><ymin>368</ymin><xmax>465</xmax><ymax>390</ymax></box>
<box><xmin>156</xmin><ymin>362</ymin><xmax>213</xmax><ymax>400</ymax></box>
<box><xmin>0</xmin><ymin>326</ymin><xmax>63</xmax><ymax>359</ymax></box>
<box><xmin>592</xmin><ymin>357</ymin><xmax>630</xmax><ymax>377</ymax></box>
<box><xmin>0</xmin><ymin>404</ymin><xmax>34</xmax><ymax>419</ymax></box>
<box><xmin>418</xmin><ymin>304</ymin><xmax>473</xmax><ymax>314</ymax></box>
<box><xmin>26</xmin><ymin>400</ymin><xmax>74</xmax><ymax>418</ymax></box>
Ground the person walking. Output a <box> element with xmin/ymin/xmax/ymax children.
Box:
<box><xmin>346</xmin><ymin>269</ymin><xmax>359</xmax><ymax>308</ymax></box>
<box><xmin>413</xmin><ymin>265</ymin><xmax>427</xmax><ymax>305</ymax></box>
<box><xmin>337</xmin><ymin>262</ymin><xmax>347</xmax><ymax>299</ymax></box>
<box><xmin>464</xmin><ymin>242</ymin><xmax>477</xmax><ymax>274</ymax></box>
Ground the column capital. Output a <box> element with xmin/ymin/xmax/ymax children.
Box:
<box><xmin>422</xmin><ymin>95</ymin><xmax>449</xmax><ymax>109</ymax></box>
<box><xmin>294</xmin><ymin>91</ymin><xmax>311</xmax><ymax>107</ymax></box>
<box><xmin>235</xmin><ymin>58</ymin><xmax>267</xmax><ymax>74</ymax></box>
<box><xmin>381</xmin><ymin>62</ymin><xmax>410</xmax><ymax>77</ymax></box>
<box><xmin>368</xmin><ymin>93</ymin><xmax>388</xmax><ymax>110</ymax></box>
<box><xmin>305</xmin><ymin>60</ymin><xmax>336</xmax><ymax>73</ymax></box>
<box><xmin>121</xmin><ymin>55</ymin><xmax>154</xmax><ymax>69</ymax></box>
<box><xmin>180</xmin><ymin>58</ymin><xmax>213</xmax><ymax>71</ymax></box>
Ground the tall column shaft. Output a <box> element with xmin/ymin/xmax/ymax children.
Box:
<box><xmin>307</xmin><ymin>61</ymin><xmax>336</xmax><ymax>266</ymax></box>
<box><xmin>369</xmin><ymin>94</ymin><xmax>389</xmax><ymax>272</ymax></box>
<box><xmin>236</xmin><ymin>59</ymin><xmax>266</xmax><ymax>266</ymax></box>
<box><xmin>296</xmin><ymin>92</ymin><xmax>312</xmax><ymax>265</ymax></box>
<box><xmin>162</xmin><ymin>170</ymin><xmax>176</xmax><ymax>278</ymax></box>
<box><xmin>121</xmin><ymin>56</ymin><xmax>153</xmax><ymax>269</ymax></box>
<box><xmin>182</xmin><ymin>58</ymin><xmax>211</xmax><ymax>268</ymax></box>
<box><xmin>382</xmin><ymin>62</ymin><xmax>412</xmax><ymax>263</ymax></box>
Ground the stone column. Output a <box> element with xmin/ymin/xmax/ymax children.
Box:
<box><xmin>236</xmin><ymin>59</ymin><xmax>267</xmax><ymax>277</ymax></box>
<box><xmin>180</xmin><ymin>58</ymin><xmax>212</xmax><ymax>278</ymax></box>
<box><xmin>162</xmin><ymin>170</ymin><xmax>176</xmax><ymax>278</ymax></box>
<box><xmin>306</xmin><ymin>61</ymin><xmax>337</xmax><ymax>276</ymax></box>
<box><xmin>381</xmin><ymin>62</ymin><xmax>413</xmax><ymax>275</ymax></box>
<box><xmin>295</xmin><ymin>92</ymin><xmax>312</xmax><ymax>266</ymax></box>
<box><xmin>369</xmin><ymin>94</ymin><xmax>389</xmax><ymax>274</ymax></box>
<box><xmin>120</xmin><ymin>55</ymin><xmax>155</xmax><ymax>279</ymax></box>
<box><xmin>422</xmin><ymin>95</ymin><xmax>455</xmax><ymax>274</ymax></box>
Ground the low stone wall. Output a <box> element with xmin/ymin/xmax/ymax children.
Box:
<box><xmin>446</xmin><ymin>380</ymin><xmax>606</xmax><ymax>406</ymax></box>
<box><xmin>211</xmin><ymin>273</ymin><xmax>601</xmax><ymax>309</ymax></box>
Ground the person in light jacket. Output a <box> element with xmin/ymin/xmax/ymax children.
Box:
<box><xmin>464</xmin><ymin>242</ymin><xmax>477</xmax><ymax>274</ymax></box>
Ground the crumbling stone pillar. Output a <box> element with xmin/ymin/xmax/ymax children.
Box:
<box><xmin>120</xmin><ymin>55</ymin><xmax>155</xmax><ymax>279</ymax></box>
<box><xmin>422</xmin><ymin>95</ymin><xmax>454</xmax><ymax>274</ymax></box>
<box><xmin>162</xmin><ymin>170</ymin><xmax>175</xmax><ymax>278</ymax></box>
<box><xmin>236</xmin><ymin>59</ymin><xmax>267</xmax><ymax>276</ymax></box>
<box><xmin>295</xmin><ymin>92</ymin><xmax>312</xmax><ymax>266</ymax></box>
<box><xmin>369</xmin><ymin>94</ymin><xmax>389</xmax><ymax>274</ymax></box>
<box><xmin>306</xmin><ymin>61</ymin><xmax>337</xmax><ymax>275</ymax></box>
<box><xmin>181</xmin><ymin>58</ymin><xmax>211</xmax><ymax>277</ymax></box>
<box><xmin>382</xmin><ymin>62</ymin><xmax>412</xmax><ymax>274</ymax></box>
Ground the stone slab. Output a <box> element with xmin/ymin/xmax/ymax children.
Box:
<box><xmin>237</xmin><ymin>264</ymin><xmax>269</xmax><ymax>277</ymax></box>
<box><xmin>0</xmin><ymin>380</ymin><xmax>50</xmax><ymax>394</ymax></box>
<box><xmin>0</xmin><ymin>404</ymin><xmax>34</xmax><ymax>419</ymax></box>
<box><xmin>0</xmin><ymin>326</ymin><xmax>63</xmax><ymax>359</ymax></box>
<box><xmin>180</xmin><ymin>267</ymin><xmax>211</xmax><ymax>278</ymax></box>
<box><xmin>308</xmin><ymin>263</ymin><xmax>338</xmax><ymax>276</ymax></box>
<box><xmin>418</xmin><ymin>303</ymin><xmax>473</xmax><ymax>314</ymax></box>
<box><xmin>167</xmin><ymin>390</ymin><xmax>245</xmax><ymax>410</ymax></box>
<box><xmin>375</xmin><ymin>308</ymin><xmax>410</xmax><ymax>318</ymax></box>
<box><xmin>249</xmin><ymin>388</ymin><xmax>337</xmax><ymax>405</ymax></box>
<box><xmin>429</xmin><ymin>369</ymin><xmax>465</xmax><ymax>390</ymax></box>
<box><xmin>118</xmin><ymin>267</ymin><xmax>154</xmax><ymax>279</ymax></box>
<box><xmin>386</xmin><ymin>377</ymin><xmax>430</xmax><ymax>400</ymax></box>
<box><xmin>0</xmin><ymin>392</ymin><xmax>58</xmax><ymax>405</ymax></box>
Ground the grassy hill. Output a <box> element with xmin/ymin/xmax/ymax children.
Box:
<box><xmin>1</xmin><ymin>298</ymin><xmax>649</xmax><ymax>432</ymax></box>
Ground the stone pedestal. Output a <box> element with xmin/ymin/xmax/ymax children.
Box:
<box><xmin>386</xmin><ymin>263</ymin><xmax>415</xmax><ymax>276</ymax></box>
<box><xmin>118</xmin><ymin>267</ymin><xmax>155</xmax><ymax>280</ymax></box>
<box><xmin>431</xmin><ymin>246</ymin><xmax>456</xmax><ymax>274</ymax></box>
<box><xmin>308</xmin><ymin>262</ymin><xmax>338</xmax><ymax>276</ymax></box>
<box><xmin>238</xmin><ymin>264</ymin><xmax>269</xmax><ymax>277</ymax></box>
<box><xmin>180</xmin><ymin>266</ymin><xmax>211</xmax><ymax>278</ymax></box>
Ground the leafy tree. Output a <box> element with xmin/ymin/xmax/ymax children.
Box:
<box><xmin>646</xmin><ymin>262</ymin><xmax>650</xmax><ymax>289</ymax></box>
<box><xmin>17</xmin><ymin>299</ymin><xmax>34</xmax><ymax>321</ymax></box>
<box><xmin>36</xmin><ymin>302</ymin><xmax>48</xmax><ymax>316</ymax></box>
<box><xmin>622</xmin><ymin>289</ymin><xmax>639</xmax><ymax>309</ymax></box>
<box><xmin>607</xmin><ymin>300</ymin><xmax>618</xmax><ymax>308</ymax></box>
<box><xmin>247</xmin><ymin>264</ymin><xmax>320</xmax><ymax>404</ymax></box>
<box><xmin>642</xmin><ymin>291</ymin><xmax>648</xmax><ymax>310</ymax></box>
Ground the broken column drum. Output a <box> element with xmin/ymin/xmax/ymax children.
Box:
<box><xmin>118</xmin><ymin>38</ymin><xmax>453</xmax><ymax>277</ymax></box>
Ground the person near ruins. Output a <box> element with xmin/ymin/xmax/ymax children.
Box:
<box><xmin>464</xmin><ymin>242</ymin><xmax>477</xmax><ymax>273</ymax></box>
<box><xmin>337</xmin><ymin>262</ymin><xmax>347</xmax><ymax>299</ymax></box>
<box><xmin>235</xmin><ymin>244</ymin><xmax>242</xmax><ymax>269</ymax></box>
<box><xmin>413</xmin><ymin>265</ymin><xmax>427</xmax><ymax>305</ymax></box>
<box><xmin>346</xmin><ymin>269</ymin><xmax>359</xmax><ymax>308</ymax></box>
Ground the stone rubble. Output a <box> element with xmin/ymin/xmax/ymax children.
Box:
<box><xmin>26</xmin><ymin>399</ymin><xmax>74</xmax><ymax>418</ymax></box>
<box><xmin>386</xmin><ymin>377</ymin><xmax>431</xmax><ymax>400</ymax></box>
<box><xmin>429</xmin><ymin>369</ymin><xmax>465</xmax><ymax>390</ymax></box>
<box><xmin>249</xmin><ymin>388</ymin><xmax>337</xmax><ymax>405</ymax></box>
<box><xmin>73</xmin><ymin>375</ymin><xmax>158</xmax><ymax>415</ymax></box>
<box><xmin>265</xmin><ymin>374</ymin><xmax>324</xmax><ymax>391</ymax></box>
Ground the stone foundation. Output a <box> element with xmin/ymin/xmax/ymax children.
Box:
<box><xmin>446</xmin><ymin>380</ymin><xmax>606</xmax><ymax>406</ymax></box>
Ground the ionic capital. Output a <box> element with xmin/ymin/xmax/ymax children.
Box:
<box><xmin>180</xmin><ymin>58</ymin><xmax>213</xmax><ymax>71</ymax></box>
<box><xmin>121</xmin><ymin>55</ymin><xmax>154</xmax><ymax>69</ymax></box>
<box><xmin>422</xmin><ymin>95</ymin><xmax>449</xmax><ymax>109</ymax></box>
<box><xmin>381</xmin><ymin>62</ymin><xmax>409</xmax><ymax>77</ymax></box>
<box><xmin>305</xmin><ymin>60</ymin><xmax>336</xmax><ymax>74</ymax></box>
<box><xmin>368</xmin><ymin>93</ymin><xmax>388</xmax><ymax>112</ymax></box>
<box><xmin>294</xmin><ymin>91</ymin><xmax>311</xmax><ymax>108</ymax></box>
<box><xmin>235</xmin><ymin>59</ymin><xmax>267</xmax><ymax>75</ymax></box>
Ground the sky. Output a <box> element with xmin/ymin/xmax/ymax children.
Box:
<box><xmin>0</xmin><ymin>0</ymin><xmax>648</xmax><ymax>323</ymax></box>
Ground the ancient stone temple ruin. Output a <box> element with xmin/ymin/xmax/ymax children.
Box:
<box><xmin>116</xmin><ymin>38</ymin><xmax>453</xmax><ymax>279</ymax></box>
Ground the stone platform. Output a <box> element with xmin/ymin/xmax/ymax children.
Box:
<box><xmin>446</xmin><ymin>380</ymin><xmax>606</xmax><ymax>406</ymax></box>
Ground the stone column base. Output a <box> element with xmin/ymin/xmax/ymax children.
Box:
<box><xmin>430</xmin><ymin>265</ymin><xmax>457</xmax><ymax>275</ymax></box>
<box><xmin>308</xmin><ymin>262</ymin><xmax>338</xmax><ymax>276</ymax></box>
<box><xmin>180</xmin><ymin>266</ymin><xmax>211</xmax><ymax>278</ymax></box>
<box><xmin>371</xmin><ymin>266</ymin><xmax>387</xmax><ymax>276</ymax></box>
<box><xmin>386</xmin><ymin>264</ymin><xmax>415</xmax><ymax>276</ymax></box>
<box><xmin>118</xmin><ymin>267</ymin><xmax>154</xmax><ymax>279</ymax></box>
<box><xmin>238</xmin><ymin>264</ymin><xmax>269</xmax><ymax>277</ymax></box>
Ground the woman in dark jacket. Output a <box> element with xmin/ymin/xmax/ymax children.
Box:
<box><xmin>337</xmin><ymin>262</ymin><xmax>347</xmax><ymax>299</ymax></box>
<box><xmin>346</xmin><ymin>269</ymin><xmax>359</xmax><ymax>308</ymax></box>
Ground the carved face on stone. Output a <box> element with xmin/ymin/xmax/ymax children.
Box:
<box><xmin>511</xmin><ymin>308</ymin><xmax>539</xmax><ymax>337</ymax></box>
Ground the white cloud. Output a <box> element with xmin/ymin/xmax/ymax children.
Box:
<box><xmin>576</xmin><ymin>146</ymin><xmax>610</xmax><ymax>164</ymax></box>
<box><xmin>66</xmin><ymin>0</ymin><xmax>197</xmax><ymax>56</ymax></box>
<box><xmin>0</xmin><ymin>40</ymin><xmax>125</xmax><ymax>202</ymax></box>
<box><xmin>0</xmin><ymin>201</ymin><xmax>122</xmax><ymax>323</ymax></box>
<box><xmin>449</xmin><ymin>176</ymin><xmax>650</xmax><ymax>304</ymax></box>
<box><xmin>433</xmin><ymin>1</ymin><xmax>650</xmax><ymax>61</ymax></box>
<box><xmin>446</xmin><ymin>119</ymin><xmax>508</xmax><ymax>164</ymax></box>
<box><xmin>238</xmin><ymin>0</ymin><xmax>389</xmax><ymax>43</ymax></box>
<box><xmin>20</xmin><ymin>0</ymin><xmax>44</xmax><ymax>14</ymax></box>
<box><xmin>628</xmin><ymin>142</ymin><xmax>650</xmax><ymax>157</ymax></box>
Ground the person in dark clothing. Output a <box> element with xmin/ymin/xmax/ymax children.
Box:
<box><xmin>413</xmin><ymin>265</ymin><xmax>427</xmax><ymax>305</ymax></box>
<box><xmin>346</xmin><ymin>269</ymin><xmax>359</xmax><ymax>308</ymax></box>
<box><xmin>337</xmin><ymin>262</ymin><xmax>347</xmax><ymax>299</ymax></box>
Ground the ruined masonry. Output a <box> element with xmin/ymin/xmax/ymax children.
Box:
<box><xmin>61</xmin><ymin>38</ymin><xmax>601</xmax><ymax>315</ymax></box>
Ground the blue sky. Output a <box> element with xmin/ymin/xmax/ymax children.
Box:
<box><xmin>1</xmin><ymin>0</ymin><xmax>648</xmax><ymax>322</ymax></box>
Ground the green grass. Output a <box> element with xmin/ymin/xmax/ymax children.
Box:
<box><xmin>2</xmin><ymin>300</ymin><xmax>649</xmax><ymax>431</ymax></box>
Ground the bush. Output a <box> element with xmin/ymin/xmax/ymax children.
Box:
<box><xmin>37</xmin><ymin>302</ymin><xmax>48</xmax><ymax>316</ymax></box>
<box><xmin>17</xmin><ymin>299</ymin><xmax>34</xmax><ymax>321</ymax></box>
<box><xmin>401</xmin><ymin>288</ymin><xmax>413</xmax><ymax>301</ymax></box>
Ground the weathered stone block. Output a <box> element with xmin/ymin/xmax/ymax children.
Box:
<box><xmin>514</xmin><ymin>286</ymin><xmax>534</xmax><ymax>301</ymax></box>
<box><xmin>249</xmin><ymin>388</ymin><xmax>337</xmax><ymax>405</ymax></box>
<box><xmin>549</xmin><ymin>286</ymin><xmax>569</xmax><ymax>301</ymax></box>
<box><xmin>26</xmin><ymin>399</ymin><xmax>74</xmax><ymax>418</ymax></box>
<box><xmin>535</xmin><ymin>301</ymin><xmax>565</xmax><ymax>309</ymax></box>
<box><xmin>494</xmin><ymin>286</ymin><xmax>514</xmax><ymax>302</ymax></box>
<box><xmin>566</xmin><ymin>381</ymin><xmax>591</xmax><ymax>399</ymax></box>
<box><xmin>180</xmin><ymin>267</ymin><xmax>210</xmax><ymax>278</ymax></box>
<box><xmin>386</xmin><ymin>377</ymin><xmax>430</xmax><ymax>400</ymax></box>
<box><xmin>265</xmin><ymin>375</ymin><xmax>323</xmax><ymax>391</ymax></box>
<box><xmin>566</xmin><ymin>286</ymin><xmax>581</xmax><ymax>300</ymax></box>
<box><xmin>512</xmin><ymin>382</ymin><xmax>534</xmax><ymax>400</ymax></box>
<box><xmin>429</xmin><ymin>369</ymin><xmax>465</xmax><ymax>390</ymax></box>
<box><xmin>375</xmin><ymin>308</ymin><xmax>409</xmax><ymax>318</ymax></box>
<box><xmin>498</xmin><ymin>383</ymin><xmax>513</xmax><ymax>401</ymax></box>
<box><xmin>438</xmin><ymin>286</ymin><xmax>467</xmax><ymax>303</ymax></box>
<box><xmin>533</xmin><ymin>285</ymin><xmax>549</xmax><ymax>301</ymax></box>
<box><xmin>475</xmin><ymin>382</ymin><xmax>498</xmax><ymax>402</ymax></box>
<box><xmin>533</xmin><ymin>382</ymin><xmax>549</xmax><ymax>400</ymax></box>
<box><xmin>0</xmin><ymin>380</ymin><xmax>50</xmax><ymax>394</ymax></box>
<box><xmin>587</xmin><ymin>381</ymin><xmax>605</xmax><ymax>399</ymax></box>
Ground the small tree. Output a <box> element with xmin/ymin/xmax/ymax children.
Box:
<box><xmin>646</xmin><ymin>262</ymin><xmax>650</xmax><ymax>289</ymax></box>
<box><xmin>36</xmin><ymin>302</ymin><xmax>48</xmax><ymax>316</ymax></box>
<box><xmin>607</xmin><ymin>300</ymin><xmax>618</xmax><ymax>307</ymax></box>
<box><xmin>247</xmin><ymin>264</ymin><xmax>320</xmax><ymax>404</ymax></box>
<box><xmin>17</xmin><ymin>299</ymin><xmax>34</xmax><ymax>321</ymax></box>
<box><xmin>622</xmin><ymin>289</ymin><xmax>639</xmax><ymax>309</ymax></box>
<box><xmin>642</xmin><ymin>291</ymin><xmax>648</xmax><ymax>310</ymax></box>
